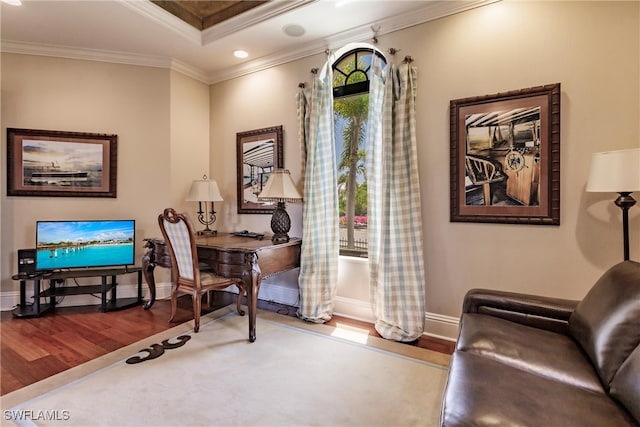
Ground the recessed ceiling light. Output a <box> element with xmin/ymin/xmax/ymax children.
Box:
<box><xmin>283</xmin><ymin>24</ymin><xmax>305</xmax><ymax>37</ymax></box>
<box><xmin>233</xmin><ymin>50</ymin><xmax>249</xmax><ymax>59</ymax></box>
<box><xmin>335</xmin><ymin>0</ymin><xmax>356</xmax><ymax>7</ymax></box>
<box><xmin>2</xmin><ymin>0</ymin><xmax>22</xmax><ymax>5</ymax></box>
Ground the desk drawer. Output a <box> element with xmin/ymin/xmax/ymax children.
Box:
<box><xmin>258</xmin><ymin>245</ymin><xmax>301</xmax><ymax>277</ymax></box>
<box><xmin>198</xmin><ymin>248</ymin><xmax>245</xmax><ymax>265</ymax></box>
<box><xmin>198</xmin><ymin>248</ymin><xmax>245</xmax><ymax>278</ymax></box>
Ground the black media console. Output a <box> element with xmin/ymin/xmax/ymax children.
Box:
<box><xmin>11</xmin><ymin>267</ymin><xmax>142</xmax><ymax>318</ymax></box>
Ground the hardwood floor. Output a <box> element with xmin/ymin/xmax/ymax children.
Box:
<box><xmin>1</xmin><ymin>292</ymin><xmax>454</xmax><ymax>396</ymax></box>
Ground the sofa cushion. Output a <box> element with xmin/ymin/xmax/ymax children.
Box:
<box><xmin>440</xmin><ymin>351</ymin><xmax>637</xmax><ymax>427</ymax></box>
<box><xmin>569</xmin><ymin>261</ymin><xmax>640</xmax><ymax>387</ymax></box>
<box><xmin>457</xmin><ymin>313</ymin><xmax>604</xmax><ymax>392</ymax></box>
<box><xmin>610</xmin><ymin>344</ymin><xmax>640</xmax><ymax>424</ymax></box>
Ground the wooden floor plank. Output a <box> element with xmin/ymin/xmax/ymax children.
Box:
<box><xmin>1</xmin><ymin>292</ymin><xmax>454</xmax><ymax>396</ymax></box>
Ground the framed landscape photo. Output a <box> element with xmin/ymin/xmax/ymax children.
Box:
<box><xmin>7</xmin><ymin>128</ymin><xmax>118</xmax><ymax>198</ymax></box>
<box><xmin>449</xmin><ymin>83</ymin><xmax>561</xmax><ymax>225</ymax></box>
<box><xmin>236</xmin><ymin>125</ymin><xmax>284</xmax><ymax>214</ymax></box>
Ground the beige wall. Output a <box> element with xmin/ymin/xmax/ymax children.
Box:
<box><xmin>1</xmin><ymin>1</ymin><xmax>638</xmax><ymax>336</ymax></box>
<box><xmin>0</xmin><ymin>55</ymin><xmax>210</xmax><ymax>294</ymax></box>
<box><xmin>209</xmin><ymin>59</ymin><xmax>314</xmax><ymax>234</ymax></box>
<box><xmin>209</xmin><ymin>1</ymin><xmax>640</xmax><ymax>325</ymax></box>
<box><xmin>170</xmin><ymin>70</ymin><xmax>211</xmax><ymax>211</ymax></box>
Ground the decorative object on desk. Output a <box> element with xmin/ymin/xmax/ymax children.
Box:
<box><xmin>185</xmin><ymin>175</ymin><xmax>223</xmax><ymax>236</ymax></box>
<box><xmin>258</xmin><ymin>169</ymin><xmax>303</xmax><ymax>243</ymax></box>
<box><xmin>232</xmin><ymin>230</ymin><xmax>264</xmax><ymax>240</ymax></box>
<box><xmin>6</xmin><ymin>128</ymin><xmax>118</xmax><ymax>198</ymax></box>
<box><xmin>586</xmin><ymin>148</ymin><xmax>640</xmax><ymax>261</ymax></box>
<box><xmin>236</xmin><ymin>125</ymin><xmax>284</xmax><ymax>214</ymax></box>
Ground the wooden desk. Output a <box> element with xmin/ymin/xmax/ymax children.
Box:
<box><xmin>141</xmin><ymin>234</ymin><xmax>301</xmax><ymax>342</ymax></box>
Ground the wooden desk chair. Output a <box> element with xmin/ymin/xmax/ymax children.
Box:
<box><xmin>157</xmin><ymin>208</ymin><xmax>246</xmax><ymax>332</ymax></box>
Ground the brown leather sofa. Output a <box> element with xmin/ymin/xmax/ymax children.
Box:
<box><xmin>440</xmin><ymin>260</ymin><xmax>640</xmax><ymax>427</ymax></box>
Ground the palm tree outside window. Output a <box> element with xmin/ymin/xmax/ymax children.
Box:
<box><xmin>332</xmin><ymin>48</ymin><xmax>386</xmax><ymax>257</ymax></box>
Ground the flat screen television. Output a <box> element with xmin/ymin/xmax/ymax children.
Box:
<box><xmin>35</xmin><ymin>220</ymin><xmax>135</xmax><ymax>272</ymax></box>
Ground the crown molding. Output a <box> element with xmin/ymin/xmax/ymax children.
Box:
<box><xmin>207</xmin><ymin>0</ymin><xmax>499</xmax><ymax>84</ymax></box>
<box><xmin>0</xmin><ymin>39</ymin><xmax>170</xmax><ymax>69</ymax></box>
<box><xmin>1</xmin><ymin>0</ymin><xmax>499</xmax><ymax>85</ymax></box>
<box><xmin>201</xmin><ymin>0</ymin><xmax>318</xmax><ymax>46</ymax></box>
<box><xmin>118</xmin><ymin>0</ymin><xmax>202</xmax><ymax>45</ymax></box>
<box><xmin>0</xmin><ymin>39</ymin><xmax>210</xmax><ymax>83</ymax></box>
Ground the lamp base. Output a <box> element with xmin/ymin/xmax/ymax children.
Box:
<box><xmin>270</xmin><ymin>202</ymin><xmax>291</xmax><ymax>243</ymax></box>
<box><xmin>271</xmin><ymin>233</ymin><xmax>290</xmax><ymax>243</ymax></box>
<box><xmin>196</xmin><ymin>229</ymin><xmax>217</xmax><ymax>236</ymax></box>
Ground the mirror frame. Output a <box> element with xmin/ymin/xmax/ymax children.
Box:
<box><xmin>236</xmin><ymin>125</ymin><xmax>284</xmax><ymax>214</ymax></box>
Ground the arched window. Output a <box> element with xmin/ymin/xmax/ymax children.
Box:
<box><xmin>332</xmin><ymin>45</ymin><xmax>386</xmax><ymax>257</ymax></box>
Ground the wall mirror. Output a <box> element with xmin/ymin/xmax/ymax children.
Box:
<box><xmin>236</xmin><ymin>125</ymin><xmax>284</xmax><ymax>214</ymax></box>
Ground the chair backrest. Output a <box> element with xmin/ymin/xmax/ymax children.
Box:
<box><xmin>157</xmin><ymin>208</ymin><xmax>198</xmax><ymax>282</ymax></box>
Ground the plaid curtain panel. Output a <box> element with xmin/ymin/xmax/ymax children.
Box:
<box><xmin>296</xmin><ymin>63</ymin><xmax>340</xmax><ymax>323</ymax></box>
<box><xmin>366</xmin><ymin>59</ymin><xmax>426</xmax><ymax>341</ymax></box>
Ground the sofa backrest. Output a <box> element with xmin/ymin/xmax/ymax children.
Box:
<box><xmin>568</xmin><ymin>261</ymin><xmax>640</xmax><ymax>388</ymax></box>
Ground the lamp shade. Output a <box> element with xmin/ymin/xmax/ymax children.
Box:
<box><xmin>586</xmin><ymin>148</ymin><xmax>640</xmax><ymax>193</ymax></box>
<box><xmin>185</xmin><ymin>176</ymin><xmax>224</xmax><ymax>202</ymax></box>
<box><xmin>258</xmin><ymin>169</ymin><xmax>303</xmax><ymax>202</ymax></box>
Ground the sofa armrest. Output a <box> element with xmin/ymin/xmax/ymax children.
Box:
<box><xmin>463</xmin><ymin>289</ymin><xmax>580</xmax><ymax>334</ymax></box>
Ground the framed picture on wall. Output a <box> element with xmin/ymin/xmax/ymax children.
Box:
<box><xmin>6</xmin><ymin>128</ymin><xmax>118</xmax><ymax>198</ymax></box>
<box><xmin>236</xmin><ymin>125</ymin><xmax>284</xmax><ymax>214</ymax></box>
<box><xmin>449</xmin><ymin>83</ymin><xmax>561</xmax><ymax>225</ymax></box>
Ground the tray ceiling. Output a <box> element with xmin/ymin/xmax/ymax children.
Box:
<box><xmin>151</xmin><ymin>1</ymin><xmax>269</xmax><ymax>30</ymax></box>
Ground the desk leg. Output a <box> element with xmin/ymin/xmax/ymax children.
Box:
<box><xmin>141</xmin><ymin>252</ymin><xmax>157</xmax><ymax>310</ymax></box>
<box><xmin>137</xmin><ymin>270</ymin><xmax>143</xmax><ymax>304</ymax></box>
<box><xmin>243</xmin><ymin>253</ymin><xmax>262</xmax><ymax>343</ymax></box>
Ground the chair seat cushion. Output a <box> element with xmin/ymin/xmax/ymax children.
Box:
<box><xmin>457</xmin><ymin>313</ymin><xmax>603</xmax><ymax>392</ymax></box>
<box><xmin>440</xmin><ymin>351</ymin><xmax>636</xmax><ymax>427</ymax></box>
<box><xmin>200</xmin><ymin>271</ymin><xmax>236</xmax><ymax>287</ymax></box>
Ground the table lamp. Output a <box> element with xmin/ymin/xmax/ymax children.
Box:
<box><xmin>185</xmin><ymin>175</ymin><xmax>224</xmax><ymax>236</ymax></box>
<box><xmin>258</xmin><ymin>169</ymin><xmax>303</xmax><ymax>242</ymax></box>
<box><xmin>586</xmin><ymin>148</ymin><xmax>640</xmax><ymax>260</ymax></box>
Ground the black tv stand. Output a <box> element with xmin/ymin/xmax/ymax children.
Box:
<box><xmin>12</xmin><ymin>267</ymin><xmax>142</xmax><ymax>318</ymax></box>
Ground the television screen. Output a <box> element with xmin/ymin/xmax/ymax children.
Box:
<box><xmin>35</xmin><ymin>220</ymin><xmax>135</xmax><ymax>271</ymax></box>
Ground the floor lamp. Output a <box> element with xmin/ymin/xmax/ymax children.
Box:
<box><xmin>586</xmin><ymin>148</ymin><xmax>640</xmax><ymax>261</ymax></box>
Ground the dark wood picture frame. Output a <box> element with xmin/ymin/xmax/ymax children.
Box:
<box><xmin>450</xmin><ymin>83</ymin><xmax>560</xmax><ymax>225</ymax></box>
<box><xmin>236</xmin><ymin>125</ymin><xmax>284</xmax><ymax>214</ymax></box>
<box><xmin>7</xmin><ymin>128</ymin><xmax>118</xmax><ymax>198</ymax></box>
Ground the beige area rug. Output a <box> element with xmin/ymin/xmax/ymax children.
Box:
<box><xmin>1</xmin><ymin>306</ymin><xmax>450</xmax><ymax>427</ymax></box>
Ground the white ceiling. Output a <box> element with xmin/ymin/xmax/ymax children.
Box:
<box><xmin>1</xmin><ymin>0</ymin><xmax>496</xmax><ymax>84</ymax></box>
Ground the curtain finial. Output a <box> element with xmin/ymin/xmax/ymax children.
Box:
<box><xmin>403</xmin><ymin>55</ymin><xmax>413</xmax><ymax>63</ymax></box>
<box><xmin>370</xmin><ymin>24</ymin><xmax>381</xmax><ymax>45</ymax></box>
<box><xmin>298</xmin><ymin>82</ymin><xmax>306</xmax><ymax>88</ymax></box>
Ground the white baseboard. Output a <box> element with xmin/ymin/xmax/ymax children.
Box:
<box><xmin>424</xmin><ymin>312</ymin><xmax>459</xmax><ymax>342</ymax></box>
<box><xmin>1</xmin><ymin>283</ymin><xmax>459</xmax><ymax>341</ymax></box>
<box><xmin>334</xmin><ymin>295</ymin><xmax>459</xmax><ymax>342</ymax></box>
